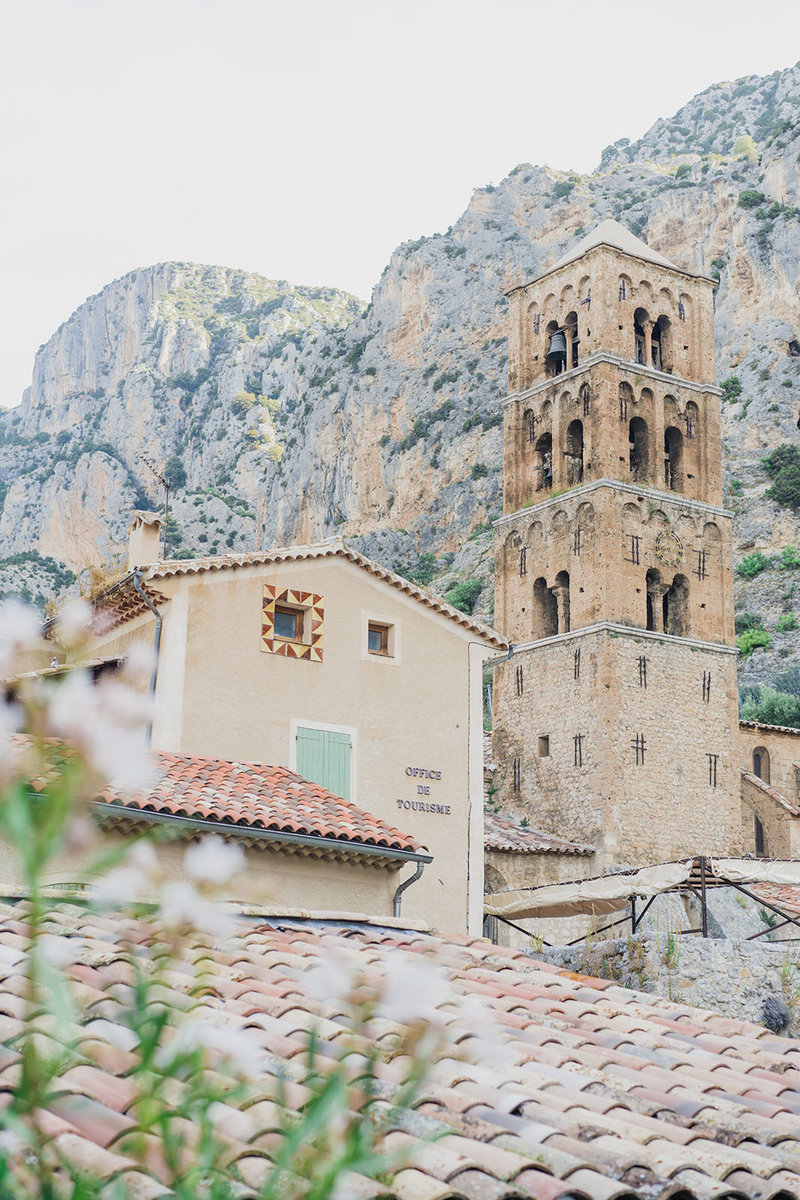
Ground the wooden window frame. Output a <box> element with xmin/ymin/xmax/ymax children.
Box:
<box><xmin>274</xmin><ymin>604</ymin><xmax>305</xmax><ymax>644</ymax></box>
<box><xmin>367</xmin><ymin>621</ymin><xmax>392</xmax><ymax>657</ymax></box>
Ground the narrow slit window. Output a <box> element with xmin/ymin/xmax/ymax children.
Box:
<box><xmin>624</xmin><ymin>534</ymin><xmax>641</xmax><ymax>565</ymax></box>
<box><xmin>693</xmin><ymin>550</ymin><xmax>708</xmax><ymax>580</ymax></box>
<box><xmin>520</xmin><ymin>547</ymin><xmax>527</xmax><ymax>576</ymax></box>
<box><xmin>512</xmin><ymin>756</ymin><xmax>521</xmax><ymax>793</ymax></box>
<box><xmin>537</xmin><ymin>735</ymin><xmax>550</xmax><ymax>758</ymax></box>
<box><xmin>574</xmin><ymin>647</ymin><xmax>581</xmax><ymax>680</ymax></box>
<box><xmin>515</xmin><ymin>664</ymin><xmax>523</xmax><ymax>697</ymax></box>
<box><xmin>702</xmin><ymin>671</ymin><xmax>712</xmax><ymax>702</ymax></box>
<box><xmin>573</xmin><ymin>733</ymin><xmax>584</xmax><ymax>767</ymax></box>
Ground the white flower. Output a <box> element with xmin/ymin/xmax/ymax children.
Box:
<box><xmin>159</xmin><ymin>880</ymin><xmax>238</xmax><ymax>940</ymax></box>
<box><xmin>85</xmin><ymin>1018</ymin><xmax>138</xmax><ymax>1052</ymax></box>
<box><xmin>304</xmin><ymin>950</ymin><xmax>355</xmax><ymax>1004</ymax></box>
<box><xmin>184</xmin><ymin>836</ymin><xmax>244</xmax><ymax>886</ymax></box>
<box><xmin>120</xmin><ymin>640</ymin><xmax>154</xmax><ymax>683</ymax></box>
<box><xmin>170</xmin><ymin>1020</ymin><xmax>267</xmax><ymax>1078</ymax></box>
<box><xmin>38</xmin><ymin>934</ymin><xmax>79</xmax><ymax>966</ymax></box>
<box><xmin>0</xmin><ymin>600</ymin><xmax>41</xmax><ymax>674</ymax></box>
<box><xmin>456</xmin><ymin>995</ymin><xmax>518</xmax><ymax>1072</ymax></box>
<box><xmin>0</xmin><ymin>1130</ymin><xmax>25</xmax><ymax>1156</ymax></box>
<box><xmin>54</xmin><ymin>599</ymin><xmax>93</xmax><ymax>648</ymax></box>
<box><xmin>93</xmin><ymin>865</ymin><xmax>149</xmax><ymax>906</ymax></box>
<box><xmin>46</xmin><ymin>671</ymin><xmax>154</xmax><ymax>793</ymax></box>
<box><xmin>378</xmin><ymin>953</ymin><xmax>447</xmax><ymax>1025</ymax></box>
<box><xmin>127</xmin><ymin>838</ymin><xmax>159</xmax><ymax>873</ymax></box>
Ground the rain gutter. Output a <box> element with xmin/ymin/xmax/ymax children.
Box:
<box><xmin>92</xmin><ymin>801</ymin><xmax>433</xmax><ymax>868</ymax></box>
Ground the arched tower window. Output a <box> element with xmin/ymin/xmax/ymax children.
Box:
<box><xmin>634</xmin><ymin>307</ymin><xmax>650</xmax><ymax>366</ymax></box>
<box><xmin>564</xmin><ymin>311</ymin><xmax>579</xmax><ymax>369</ymax></box>
<box><xmin>652</xmin><ymin>316</ymin><xmax>672</xmax><ymax>372</ymax></box>
<box><xmin>629</xmin><ymin>417</ymin><xmax>649</xmax><ymax>483</ymax></box>
<box><xmin>664</xmin><ymin>574</ymin><xmax>689</xmax><ymax>637</ymax></box>
<box><xmin>685</xmin><ymin>401</ymin><xmax>699</xmax><ymax>440</ymax></box>
<box><xmin>553</xmin><ymin>570</ymin><xmax>571</xmax><ymax>633</ymax></box>
<box><xmin>566</xmin><ymin>420</ymin><xmax>584</xmax><ymax>485</ymax></box>
<box><xmin>646</xmin><ymin>567</ymin><xmax>666</xmax><ymax>632</ymax></box>
<box><xmin>545</xmin><ymin>321</ymin><xmax>565</xmax><ymax>377</ymax></box>
<box><xmin>753</xmin><ymin>746</ymin><xmax>771</xmax><ymax>784</ymax></box>
<box><xmin>533</xmin><ymin>577</ymin><xmax>558</xmax><ymax>638</ymax></box>
<box><xmin>664</xmin><ymin>426</ymin><xmax>684</xmax><ymax>491</ymax></box>
<box><xmin>534</xmin><ymin>432</ymin><xmax>553</xmax><ymax>491</ymax></box>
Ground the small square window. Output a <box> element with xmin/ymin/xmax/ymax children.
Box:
<box><xmin>537</xmin><ymin>735</ymin><xmax>550</xmax><ymax>758</ymax></box>
<box><xmin>275</xmin><ymin>606</ymin><xmax>302</xmax><ymax>641</ymax></box>
<box><xmin>368</xmin><ymin>622</ymin><xmax>391</xmax><ymax>656</ymax></box>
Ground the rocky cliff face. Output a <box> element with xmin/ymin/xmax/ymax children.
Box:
<box><xmin>2</xmin><ymin>62</ymin><xmax>800</xmax><ymax>690</ymax></box>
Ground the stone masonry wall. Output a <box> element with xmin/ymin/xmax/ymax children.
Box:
<box><xmin>495</xmin><ymin>483</ymin><xmax>734</xmax><ymax>646</ymax></box>
<box><xmin>493</xmin><ymin>626</ymin><xmax>741</xmax><ymax>868</ymax></box>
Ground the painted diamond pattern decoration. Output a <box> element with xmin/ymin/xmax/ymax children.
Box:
<box><xmin>261</xmin><ymin>584</ymin><xmax>324</xmax><ymax>662</ymax></box>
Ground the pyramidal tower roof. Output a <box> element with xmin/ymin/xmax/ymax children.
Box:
<box><xmin>550</xmin><ymin>218</ymin><xmax>680</xmax><ymax>272</ymax></box>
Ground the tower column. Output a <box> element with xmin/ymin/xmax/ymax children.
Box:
<box><xmin>643</xmin><ymin>320</ymin><xmax>654</xmax><ymax>368</ymax></box>
<box><xmin>647</xmin><ymin>580</ymin><xmax>669</xmax><ymax>632</ymax></box>
<box><xmin>551</xmin><ymin>389</ymin><xmax>564</xmax><ymax>491</ymax></box>
<box><xmin>551</xmin><ymin>584</ymin><xmax>570</xmax><ymax>634</ymax></box>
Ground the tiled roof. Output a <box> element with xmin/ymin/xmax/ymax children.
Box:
<box><xmin>751</xmin><ymin>882</ymin><xmax>800</xmax><ymax>918</ymax></box>
<box><xmin>741</xmin><ymin>767</ymin><xmax>800</xmax><ymax>817</ymax></box>
<box><xmin>97</xmin><ymin>537</ymin><xmax>508</xmax><ymax>647</ymax></box>
<box><xmin>97</xmin><ymin>752</ymin><xmax>426</xmax><ymax>859</ymax></box>
<box><xmin>740</xmin><ymin>719</ymin><xmax>800</xmax><ymax>737</ymax></box>
<box><xmin>5</xmin><ymin>902</ymin><xmax>800</xmax><ymax>1198</ymax></box>
<box><xmin>485</xmin><ymin>812</ymin><xmax>595</xmax><ymax>855</ymax></box>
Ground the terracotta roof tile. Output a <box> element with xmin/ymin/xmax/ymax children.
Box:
<box><xmin>484</xmin><ymin>814</ymin><xmax>595</xmax><ymax>856</ymax></box>
<box><xmin>740</xmin><ymin>769</ymin><xmax>800</xmax><ymax>816</ymax></box>
<box><xmin>97</xmin><ymin>751</ymin><xmax>425</xmax><ymax>856</ymax></box>
<box><xmin>1</xmin><ymin>903</ymin><xmax>800</xmax><ymax>1197</ymax></box>
<box><xmin>96</xmin><ymin>537</ymin><xmax>508</xmax><ymax>648</ymax></box>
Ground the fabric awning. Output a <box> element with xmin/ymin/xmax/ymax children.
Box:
<box><xmin>484</xmin><ymin>861</ymin><xmax>692</xmax><ymax>919</ymax></box>
<box><xmin>484</xmin><ymin>857</ymin><xmax>800</xmax><ymax>920</ymax></box>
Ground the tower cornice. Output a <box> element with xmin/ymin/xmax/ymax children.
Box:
<box><xmin>502</xmin><ymin>352</ymin><xmax>721</xmax><ymax>408</ymax></box>
<box><xmin>504</xmin><ymin>621</ymin><xmax>738</xmax><ymax>657</ymax></box>
<box><xmin>494</xmin><ymin>478</ymin><xmax>734</xmax><ymax>529</ymax></box>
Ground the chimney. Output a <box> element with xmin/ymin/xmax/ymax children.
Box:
<box><xmin>128</xmin><ymin>511</ymin><xmax>162</xmax><ymax>569</ymax></box>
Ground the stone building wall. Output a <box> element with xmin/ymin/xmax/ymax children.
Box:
<box><xmin>507</xmin><ymin>243</ymin><xmax>716</xmax><ymax>395</ymax></box>
<box><xmin>739</xmin><ymin>772</ymin><xmax>800</xmax><ymax>859</ymax></box>
<box><xmin>492</xmin><ymin>625</ymin><xmax>741</xmax><ymax>868</ymax></box>
<box><xmin>494</xmin><ymin>482</ymin><xmax>734</xmax><ymax>646</ymax></box>
<box><xmin>502</xmin><ymin>359</ymin><xmax>722</xmax><ymax>514</ymax></box>
<box><xmin>738</xmin><ymin>721</ymin><xmax>800</xmax><ymax>805</ymax></box>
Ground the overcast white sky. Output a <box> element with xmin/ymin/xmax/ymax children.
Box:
<box><xmin>0</xmin><ymin>0</ymin><xmax>796</xmax><ymax>407</ymax></box>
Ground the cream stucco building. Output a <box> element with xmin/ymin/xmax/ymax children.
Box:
<box><xmin>61</xmin><ymin>524</ymin><xmax>506</xmax><ymax>935</ymax></box>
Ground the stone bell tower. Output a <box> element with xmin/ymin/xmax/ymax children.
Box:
<box><xmin>493</xmin><ymin>219</ymin><xmax>741</xmax><ymax>867</ymax></box>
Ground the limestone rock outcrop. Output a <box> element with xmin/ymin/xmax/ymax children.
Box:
<box><xmin>1</xmin><ymin>62</ymin><xmax>800</xmax><ymax>681</ymax></box>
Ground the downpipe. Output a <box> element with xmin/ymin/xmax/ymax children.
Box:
<box><xmin>132</xmin><ymin>571</ymin><xmax>162</xmax><ymax>747</ymax></box>
<box><xmin>393</xmin><ymin>860</ymin><xmax>426</xmax><ymax>918</ymax></box>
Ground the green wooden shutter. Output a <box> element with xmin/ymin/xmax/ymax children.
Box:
<box><xmin>296</xmin><ymin>727</ymin><xmax>352</xmax><ymax>802</ymax></box>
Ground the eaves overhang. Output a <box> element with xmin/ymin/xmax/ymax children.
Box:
<box><xmin>93</xmin><ymin>801</ymin><xmax>434</xmax><ymax>869</ymax></box>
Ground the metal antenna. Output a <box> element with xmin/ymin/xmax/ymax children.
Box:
<box><xmin>139</xmin><ymin>456</ymin><xmax>170</xmax><ymax>560</ymax></box>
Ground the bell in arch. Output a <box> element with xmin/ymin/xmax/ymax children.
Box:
<box><xmin>546</xmin><ymin>330</ymin><xmax>567</xmax><ymax>368</ymax></box>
